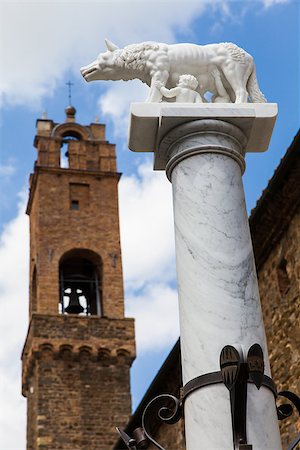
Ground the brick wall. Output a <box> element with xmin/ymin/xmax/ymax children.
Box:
<box><xmin>26</xmin><ymin>346</ymin><xmax>132</xmax><ymax>450</ymax></box>
<box><xmin>23</xmin><ymin>314</ymin><xmax>135</xmax><ymax>450</ymax></box>
<box><xmin>257</xmin><ymin>210</ymin><xmax>300</xmax><ymax>448</ymax></box>
<box><xmin>28</xmin><ymin>168</ymin><xmax>125</xmax><ymax>319</ymax></box>
<box><xmin>23</xmin><ymin>115</ymin><xmax>136</xmax><ymax>450</ymax></box>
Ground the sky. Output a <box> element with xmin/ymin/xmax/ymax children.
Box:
<box><xmin>0</xmin><ymin>1</ymin><xmax>299</xmax><ymax>449</ymax></box>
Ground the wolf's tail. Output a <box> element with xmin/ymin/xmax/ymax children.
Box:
<box><xmin>247</xmin><ymin>64</ymin><xmax>267</xmax><ymax>103</ymax></box>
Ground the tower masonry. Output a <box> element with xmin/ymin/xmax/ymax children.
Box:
<box><xmin>22</xmin><ymin>106</ymin><xmax>135</xmax><ymax>450</ymax></box>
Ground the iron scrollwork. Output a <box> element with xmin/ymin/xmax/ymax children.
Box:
<box><xmin>276</xmin><ymin>390</ymin><xmax>300</xmax><ymax>450</ymax></box>
<box><xmin>116</xmin><ymin>343</ymin><xmax>300</xmax><ymax>450</ymax></box>
<box><xmin>142</xmin><ymin>394</ymin><xmax>182</xmax><ymax>449</ymax></box>
<box><xmin>117</xmin><ymin>394</ymin><xmax>182</xmax><ymax>450</ymax></box>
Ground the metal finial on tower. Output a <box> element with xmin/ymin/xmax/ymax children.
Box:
<box><xmin>66</xmin><ymin>80</ymin><xmax>74</xmax><ymax>106</ymax></box>
<box><xmin>65</xmin><ymin>81</ymin><xmax>76</xmax><ymax>122</ymax></box>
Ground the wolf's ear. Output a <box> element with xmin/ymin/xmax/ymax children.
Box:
<box><xmin>105</xmin><ymin>39</ymin><xmax>119</xmax><ymax>52</ymax></box>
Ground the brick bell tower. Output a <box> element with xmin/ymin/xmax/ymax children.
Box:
<box><xmin>22</xmin><ymin>105</ymin><xmax>135</xmax><ymax>450</ymax></box>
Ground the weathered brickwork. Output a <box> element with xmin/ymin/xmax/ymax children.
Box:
<box><xmin>25</xmin><ymin>347</ymin><xmax>132</xmax><ymax>450</ymax></box>
<box><xmin>150</xmin><ymin>420</ymin><xmax>185</xmax><ymax>450</ymax></box>
<box><xmin>251</xmin><ymin>131</ymin><xmax>300</xmax><ymax>448</ymax></box>
<box><xmin>23</xmin><ymin>109</ymin><xmax>136</xmax><ymax>450</ymax></box>
<box><xmin>22</xmin><ymin>314</ymin><xmax>135</xmax><ymax>396</ymax></box>
<box><xmin>27</xmin><ymin>167</ymin><xmax>125</xmax><ymax>318</ymax></box>
<box><xmin>257</xmin><ymin>210</ymin><xmax>300</xmax><ymax>448</ymax></box>
<box><xmin>27</xmin><ymin>115</ymin><xmax>124</xmax><ymax>319</ymax></box>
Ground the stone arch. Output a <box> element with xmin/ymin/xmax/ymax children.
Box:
<box><xmin>52</xmin><ymin>123</ymin><xmax>92</xmax><ymax>169</ymax></box>
<box><xmin>39</xmin><ymin>343</ymin><xmax>54</xmax><ymax>361</ymax></box>
<box><xmin>98</xmin><ymin>347</ymin><xmax>111</xmax><ymax>360</ymax></box>
<box><xmin>59</xmin><ymin>248</ymin><xmax>103</xmax><ymax>316</ymax></box>
<box><xmin>79</xmin><ymin>346</ymin><xmax>93</xmax><ymax>362</ymax></box>
<box><xmin>59</xmin><ymin>344</ymin><xmax>73</xmax><ymax>361</ymax></box>
<box><xmin>51</xmin><ymin>122</ymin><xmax>92</xmax><ymax>141</ymax></box>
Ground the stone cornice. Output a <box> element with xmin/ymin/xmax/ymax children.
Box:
<box><xmin>22</xmin><ymin>313</ymin><xmax>135</xmax><ymax>396</ymax></box>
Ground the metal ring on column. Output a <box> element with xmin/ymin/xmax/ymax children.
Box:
<box><xmin>181</xmin><ymin>371</ymin><xmax>278</xmax><ymax>403</ymax></box>
<box><xmin>158</xmin><ymin>119</ymin><xmax>248</xmax><ymax>181</ymax></box>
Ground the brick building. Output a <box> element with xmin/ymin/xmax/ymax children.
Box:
<box><xmin>22</xmin><ymin>106</ymin><xmax>135</xmax><ymax>450</ymax></box>
<box><xmin>22</xmin><ymin>106</ymin><xmax>299</xmax><ymax>449</ymax></box>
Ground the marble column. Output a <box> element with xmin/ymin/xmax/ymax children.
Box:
<box><xmin>129</xmin><ymin>104</ymin><xmax>281</xmax><ymax>450</ymax></box>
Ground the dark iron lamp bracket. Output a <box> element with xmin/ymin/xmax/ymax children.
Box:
<box><xmin>116</xmin><ymin>343</ymin><xmax>300</xmax><ymax>450</ymax></box>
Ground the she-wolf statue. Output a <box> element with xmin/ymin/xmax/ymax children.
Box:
<box><xmin>80</xmin><ymin>39</ymin><xmax>267</xmax><ymax>104</ymax></box>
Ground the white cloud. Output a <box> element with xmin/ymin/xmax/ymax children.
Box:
<box><xmin>0</xmin><ymin>1</ymin><xmax>207</xmax><ymax>107</ymax></box>
<box><xmin>119</xmin><ymin>161</ymin><xmax>179</xmax><ymax>354</ymax></box>
<box><xmin>263</xmin><ymin>0</ymin><xmax>289</xmax><ymax>7</ymax></box>
<box><xmin>0</xmin><ymin>159</ymin><xmax>16</xmax><ymax>178</ymax></box>
<box><xmin>119</xmin><ymin>161</ymin><xmax>175</xmax><ymax>290</ymax></box>
<box><xmin>0</xmin><ymin>192</ymin><xmax>29</xmax><ymax>450</ymax></box>
<box><xmin>98</xmin><ymin>80</ymin><xmax>148</xmax><ymax>137</ymax></box>
<box><xmin>0</xmin><ymin>0</ymin><xmax>288</xmax><ymax>107</ymax></box>
<box><xmin>126</xmin><ymin>283</ymin><xmax>179</xmax><ymax>353</ymax></box>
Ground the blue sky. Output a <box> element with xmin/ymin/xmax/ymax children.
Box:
<box><xmin>0</xmin><ymin>1</ymin><xmax>299</xmax><ymax>448</ymax></box>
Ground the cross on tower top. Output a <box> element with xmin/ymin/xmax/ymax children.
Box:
<box><xmin>66</xmin><ymin>80</ymin><xmax>74</xmax><ymax>105</ymax></box>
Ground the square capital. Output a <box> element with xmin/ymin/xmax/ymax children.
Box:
<box><xmin>128</xmin><ymin>103</ymin><xmax>278</xmax><ymax>170</ymax></box>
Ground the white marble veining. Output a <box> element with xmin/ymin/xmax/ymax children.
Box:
<box><xmin>128</xmin><ymin>109</ymin><xmax>281</xmax><ymax>450</ymax></box>
<box><xmin>172</xmin><ymin>153</ymin><xmax>281</xmax><ymax>449</ymax></box>
<box><xmin>162</xmin><ymin>119</ymin><xmax>247</xmax><ymax>177</ymax></box>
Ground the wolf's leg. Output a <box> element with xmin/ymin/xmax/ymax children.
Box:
<box><xmin>146</xmin><ymin>71</ymin><xmax>169</xmax><ymax>102</ymax></box>
<box><xmin>211</xmin><ymin>68</ymin><xmax>230</xmax><ymax>103</ymax></box>
<box><xmin>221</xmin><ymin>62</ymin><xmax>248</xmax><ymax>103</ymax></box>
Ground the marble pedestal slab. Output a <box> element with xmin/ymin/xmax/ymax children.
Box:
<box><xmin>128</xmin><ymin>104</ymin><xmax>281</xmax><ymax>450</ymax></box>
<box><xmin>129</xmin><ymin>103</ymin><xmax>277</xmax><ymax>170</ymax></box>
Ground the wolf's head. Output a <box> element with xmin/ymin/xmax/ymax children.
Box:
<box><xmin>80</xmin><ymin>39</ymin><xmax>123</xmax><ymax>82</ymax></box>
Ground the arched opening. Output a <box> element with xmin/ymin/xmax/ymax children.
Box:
<box><xmin>60</xmin><ymin>132</ymin><xmax>81</xmax><ymax>169</ymax></box>
<box><xmin>59</xmin><ymin>249</ymin><xmax>102</xmax><ymax>316</ymax></box>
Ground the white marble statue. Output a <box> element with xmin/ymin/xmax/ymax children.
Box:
<box><xmin>155</xmin><ymin>75</ymin><xmax>203</xmax><ymax>103</ymax></box>
<box><xmin>80</xmin><ymin>39</ymin><xmax>267</xmax><ymax>104</ymax></box>
<box><xmin>156</xmin><ymin>70</ymin><xmax>231</xmax><ymax>103</ymax></box>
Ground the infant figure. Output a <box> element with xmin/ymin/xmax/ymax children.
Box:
<box><xmin>155</xmin><ymin>75</ymin><xmax>202</xmax><ymax>103</ymax></box>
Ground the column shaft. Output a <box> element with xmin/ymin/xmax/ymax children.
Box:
<box><xmin>166</xmin><ymin>120</ymin><xmax>281</xmax><ymax>450</ymax></box>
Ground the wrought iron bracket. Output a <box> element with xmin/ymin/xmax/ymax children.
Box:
<box><xmin>116</xmin><ymin>343</ymin><xmax>300</xmax><ymax>450</ymax></box>
<box><xmin>116</xmin><ymin>394</ymin><xmax>182</xmax><ymax>450</ymax></box>
<box><xmin>276</xmin><ymin>390</ymin><xmax>300</xmax><ymax>450</ymax></box>
<box><xmin>219</xmin><ymin>344</ymin><xmax>262</xmax><ymax>450</ymax></box>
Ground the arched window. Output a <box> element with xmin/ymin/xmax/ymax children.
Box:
<box><xmin>59</xmin><ymin>250</ymin><xmax>102</xmax><ymax>316</ymax></box>
<box><xmin>60</xmin><ymin>132</ymin><xmax>81</xmax><ymax>169</ymax></box>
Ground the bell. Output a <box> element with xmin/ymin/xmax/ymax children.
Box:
<box><xmin>65</xmin><ymin>289</ymin><xmax>84</xmax><ymax>314</ymax></box>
